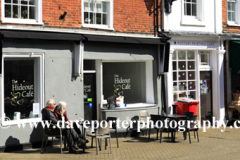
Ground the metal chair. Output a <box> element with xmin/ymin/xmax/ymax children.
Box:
<box><xmin>94</xmin><ymin>122</ymin><xmax>112</xmax><ymax>155</ymax></box>
<box><xmin>41</xmin><ymin>126</ymin><xmax>66</xmax><ymax>154</ymax></box>
<box><xmin>148</xmin><ymin>114</ymin><xmax>162</xmax><ymax>141</ymax></box>
<box><xmin>183</xmin><ymin>115</ymin><xmax>199</xmax><ymax>144</ymax></box>
<box><xmin>106</xmin><ymin>117</ymin><xmax>119</xmax><ymax>148</ymax></box>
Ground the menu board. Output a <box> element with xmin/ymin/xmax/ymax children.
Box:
<box><xmin>103</xmin><ymin>62</ymin><xmax>146</xmax><ymax>103</ymax></box>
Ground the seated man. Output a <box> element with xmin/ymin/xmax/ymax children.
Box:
<box><xmin>42</xmin><ymin>99</ymin><xmax>87</xmax><ymax>153</ymax></box>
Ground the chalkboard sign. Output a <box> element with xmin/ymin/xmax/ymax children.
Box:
<box><xmin>103</xmin><ymin>62</ymin><xmax>146</xmax><ymax>103</ymax></box>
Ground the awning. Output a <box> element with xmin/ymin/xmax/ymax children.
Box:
<box><xmin>230</xmin><ymin>41</ymin><xmax>240</xmax><ymax>75</ymax></box>
<box><xmin>0</xmin><ymin>29</ymin><xmax>164</xmax><ymax>44</ymax></box>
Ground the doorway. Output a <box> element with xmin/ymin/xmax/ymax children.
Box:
<box><xmin>200</xmin><ymin>71</ymin><xmax>213</xmax><ymax>123</ymax></box>
<box><xmin>83</xmin><ymin>73</ymin><xmax>97</xmax><ymax>121</ymax></box>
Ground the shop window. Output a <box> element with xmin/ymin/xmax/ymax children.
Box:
<box><xmin>103</xmin><ymin>62</ymin><xmax>146</xmax><ymax>104</ymax></box>
<box><xmin>2</xmin><ymin>0</ymin><xmax>42</xmax><ymax>24</ymax></box>
<box><xmin>2</xmin><ymin>53</ymin><xmax>44</xmax><ymax>125</ymax></box>
<box><xmin>181</xmin><ymin>0</ymin><xmax>205</xmax><ymax>26</ymax></box>
<box><xmin>227</xmin><ymin>0</ymin><xmax>240</xmax><ymax>26</ymax></box>
<box><xmin>82</xmin><ymin>0</ymin><xmax>113</xmax><ymax>30</ymax></box>
<box><xmin>172</xmin><ymin>50</ymin><xmax>196</xmax><ymax>101</ymax></box>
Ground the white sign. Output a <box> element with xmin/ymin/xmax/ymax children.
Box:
<box><xmin>174</xmin><ymin>41</ymin><xmax>215</xmax><ymax>46</ymax></box>
<box><xmin>33</xmin><ymin>103</ymin><xmax>39</xmax><ymax>115</ymax></box>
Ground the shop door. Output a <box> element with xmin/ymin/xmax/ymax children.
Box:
<box><xmin>84</xmin><ymin>73</ymin><xmax>97</xmax><ymax>121</ymax></box>
<box><xmin>200</xmin><ymin>71</ymin><xmax>213</xmax><ymax>123</ymax></box>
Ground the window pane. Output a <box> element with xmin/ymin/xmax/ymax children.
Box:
<box><xmin>178</xmin><ymin>51</ymin><xmax>186</xmax><ymax>60</ymax></box>
<box><xmin>21</xmin><ymin>0</ymin><xmax>28</xmax><ymax>5</ymax></box>
<box><xmin>178</xmin><ymin>61</ymin><xmax>186</xmax><ymax>70</ymax></box>
<box><xmin>13</xmin><ymin>0</ymin><xmax>18</xmax><ymax>4</ymax></box>
<box><xmin>200</xmin><ymin>53</ymin><xmax>209</xmax><ymax>65</ymax></box>
<box><xmin>13</xmin><ymin>5</ymin><xmax>19</xmax><ymax>19</ymax></box>
<box><xmin>179</xmin><ymin>71</ymin><xmax>186</xmax><ymax>80</ymax></box>
<box><xmin>84</xmin><ymin>2</ymin><xmax>89</xmax><ymax>11</ymax></box>
<box><xmin>186</xmin><ymin>3</ymin><xmax>191</xmax><ymax>15</ymax></box>
<box><xmin>4</xmin><ymin>60</ymin><xmax>36</xmax><ymax>120</ymax></box>
<box><xmin>84</xmin><ymin>12</ymin><xmax>89</xmax><ymax>23</ymax></box>
<box><xmin>173</xmin><ymin>82</ymin><xmax>177</xmax><ymax>91</ymax></box>
<box><xmin>5</xmin><ymin>5</ymin><xmax>11</xmax><ymax>18</ymax></box>
<box><xmin>173</xmin><ymin>72</ymin><xmax>177</xmax><ymax>81</ymax></box>
<box><xmin>187</xmin><ymin>51</ymin><xmax>195</xmax><ymax>59</ymax></box>
<box><xmin>29</xmin><ymin>7</ymin><xmax>35</xmax><ymax>19</ymax></box>
<box><xmin>21</xmin><ymin>6</ymin><xmax>28</xmax><ymax>19</ymax></box>
<box><xmin>188</xmin><ymin>91</ymin><xmax>196</xmax><ymax>99</ymax></box>
<box><xmin>90</xmin><ymin>1</ymin><xmax>93</xmax><ymax>11</ymax></box>
<box><xmin>96</xmin><ymin>2</ymin><xmax>101</xmax><ymax>12</ymax></box>
<box><xmin>192</xmin><ymin>4</ymin><xmax>196</xmax><ymax>16</ymax></box>
<box><xmin>188</xmin><ymin>71</ymin><xmax>195</xmax><ymax>80</ymax></box>
<box><xmin>179</xmin><ymin>92</ymin><xmax>187</xmax><ymax>98</ymax></box>
<box><xmin>103</xmin><ymin>2</ymin><xmax>108</xmax><ymax>12</ymax></box>
<box><xmin>5</xmin><ymin>0</ymin><xmax>11</xmax><ymax>3</ymax></box>
<box><xmin>173</xmin><ymin>92</ymin><xmax>178</xmax><ymax>102</ymax></box>
<box><xmin>188</xmin><ymin>81</ymin><xmax>196</xmax><ymax>90</ymax></box>
<box><xmin>29</xmin><ymin>0</ymin><xmax>36</xmax><ymax>5</ymax></box>
<box><xmin>188</xmin><ymin>61</ymin><xmax>195</xmax><ymax>70</ymax></box>
<box><xmin>228</xmin><ymin>12</ymin><xmax>232</xmax><ymax>21</ymax></box>
<box><xmin>227</xmin><ymin>2</ymin><xmax>231</xmax><ymax>11</ymax></box>
<box><xmin>103</xmin><ymin>13</ymin><xmax>107</xmax><ymax>25</ymax></box>
<box><xmin>90</xmin><ymin>12</ymin><xmax>93</xmax><ymax>24</ymax></box>
<box><xmin>172</xmin><ymin>51</ymin><xmax>177</xmax><ymax>60</ymax></box>
<box><xmin>178</xmin><ymin>81</ymin><xmax>187</xmax><ymax>91</ymax></box>
<box><xmin>103</xmin><ymin>62</ymin><xmax>146</xmax><ymax>103</ymax></box>
<box><xmin>232</xmin><ymin>12</ymin><xmax>235</xmax><ymax>21</ymax></box>
<box><xmin>192</xmin><ymin>0</ymin><xmax>196</xmax><ymax>2</ymax></box>
<box><xmin>96</xmin><ymin>13</ymin><xmax>101</xmax><ymax>24</ymax></box>
<box><xmin>173</xmin><ymin>61</ymin><xmax>177</xmax><ymax>70</ymax></box>
<box><xmin>232</xmin><ymin>3</ymin><xmax>235</xmax><ymax>11</ymax></box>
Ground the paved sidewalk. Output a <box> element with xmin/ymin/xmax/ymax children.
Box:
<box><xmin>0</xmin><ymin>127</ymin><xmax>240</xmax><ymax>160</ymax></box>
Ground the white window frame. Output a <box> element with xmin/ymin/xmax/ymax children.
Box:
<box><xmin>227</xmin><ymin>0</ymin><xmax>240</xmax><ymax>26</ymax></box>
<box><xmin>181</xmin><ymin>0</ymin><xmax>205</xmax><ymax>26</ymax></box>
<box><xmin>199</xmin><ymin>51</ymin><xmax>212</xmax><ymax>70</ymax></box>
<box><xmin>1</xmin><ymin>0</ymin><xmax>43</xmax><ymax>25</ymax></box>
<box><xmin>1</xmin><ymin>52</ymin><xmax>44</xmax><ymax>126</ymax></box>
<box><xmin>81</xmin><ymin>0</ymin><xmax>114</xmax><ymax>30</ymax></box>
<box><xmin>172</xmin><ymin>50</ymin><xmax>198</xmax><ymax>101</ymax></box>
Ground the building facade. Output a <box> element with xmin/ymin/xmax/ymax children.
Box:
<box><xmin>163</xmin><ymin>0</ymin><xmax>225</xmax><ymax>123</ymax></box>
<box><xmin>0</xmin><ymin>0</ymin><xmax>169</xmax><ymax>149</ymax></box>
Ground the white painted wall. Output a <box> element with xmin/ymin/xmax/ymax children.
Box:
<box><xmin>163</xmin><ymin>0</ymin><xmax>222</xmax><ymax>34</ymax></box>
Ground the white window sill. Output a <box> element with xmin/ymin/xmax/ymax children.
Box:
<box><xmin>1</xmin><ymin>118</ymin><xmax>42</xmax><ymax>126</ymax></box>
<box><xmin>181</xmin><ymin>19</ymin><xmax>205</xmax><ymax>26</ymax></box>
<box><xmin>82</xmin><ymin>24</ymin><xmax>114</xmax><ymax>30</ymax></box>
<box><xmin>227</xmin><ymin>22</ymin><xmax>240</xmax><ymax>27</ymax></box>
<box><xmin>1</xmin><ymin>18</ymin><xmax>43</xmax><ymax>25</ymax></box>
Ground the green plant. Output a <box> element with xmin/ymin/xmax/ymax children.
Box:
<box><xmin>22</xmin><ymin>10</ymin><xmax>28</xmax><ymax>19</ymax></box>
<box><xmin>13</xmin><ymin>14</ymin><xmax>18</xmax><ymax>18</ymax></box>
<box><xmin>5</xmin><ymin>9</ymin><xmax>11</xmax><ymax>17</ymax></box>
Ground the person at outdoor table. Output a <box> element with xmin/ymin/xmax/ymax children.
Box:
<box><xmin>42</xmin><ymin>99</ymin><xmax>87</xmax><ymax>154</ymax></box>
<box><xmin>54</xmin><ymin>101</ymin><xmax>82</xmax><ymax>148</ymax></box>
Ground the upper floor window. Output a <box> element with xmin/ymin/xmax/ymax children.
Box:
<box><xmin>228</xmin><ymin>0</ymin><xmax>236</xmax><ymax>22</ymax></box>
<box><xmin>82</xmin><ymin>0</ymin><xmax>114</xmax><ymax>30</ymax></box>
<box><xmin>1</xmin><ymin>0</ymin><xmax>42</xmax><ymax>24</ymax></box>
<box><xmin>181</xmin><ymin>0</ymin><xmax>205</xmax><ymax>26</ymax></box>
<box><xmin>184</xmin><ymin>0</ymin><xmax>197</xmax><ymax>16</ymax></box>
<box><xmin>227</xmin><ymin>0</ymin><xmax>240</xmax><ymax>26</ymax></box>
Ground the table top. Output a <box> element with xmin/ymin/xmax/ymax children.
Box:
<box><xmin>165</xmin><ymin>114</ymin><xmax>187</xmax><ymax>118</ymax></box>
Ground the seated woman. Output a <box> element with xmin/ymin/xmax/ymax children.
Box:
<box><xmin>54</xmin><ymin>101</ymin><xmax>82</xmax><ymax>148</ymax></box>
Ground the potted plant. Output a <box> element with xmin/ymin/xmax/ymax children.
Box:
<box><xmin>5</xmin><ymin>9</ymin><xmax>11</xmax><ymax>18</ymax></box>
<box><xmin>21</xmin><ymin>10</ymin><xmax>28</xmax><ymax>19</ymax></box>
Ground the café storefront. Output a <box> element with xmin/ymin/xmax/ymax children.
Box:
<box><xmin>0</xmin><ymin>30</ymin><xmax>169</xmax><ymax>149</ymax></box>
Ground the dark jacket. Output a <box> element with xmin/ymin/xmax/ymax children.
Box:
<box><xmin>42</xmin><ymin>108</ymin><xmax>58</xmax><ymax>126</ymax></box>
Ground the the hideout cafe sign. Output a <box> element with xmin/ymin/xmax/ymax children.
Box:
<box><xmin>11</xmin><ymin>79</ymin><xmax>34</xmax><ymax>106</ymax></box>
<box><xmin>113</xmin><ymin>74</ymin><xmax>131</xmax><ymax>97</ymax></box>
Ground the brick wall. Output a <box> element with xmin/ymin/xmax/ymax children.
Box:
<box><xmin>222</xmin><ymin>0</ymin><xmax>240</xmax><ymax>33</ymax></box>
<box><xmin>0</xmin><ymin>0</ymin><xmax>161</xmax><ymax>35</ymax></box>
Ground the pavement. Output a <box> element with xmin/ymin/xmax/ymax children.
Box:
<box><xmin>0</xmin><ymin>127</ymin><xmax>240</xmax><ymax>160</ymax></box>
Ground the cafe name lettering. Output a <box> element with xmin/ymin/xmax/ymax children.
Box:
<box><xmin>12</xmin><ymin>83</ymin><xmax>34</xmax><ymax>97</ymax></box>
<box><xmin>114</xmin><ymin>75</ymin><xmax>131</xmax><ymax>90</ymax></box>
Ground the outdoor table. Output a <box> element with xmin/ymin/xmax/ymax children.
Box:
<box><xmin>165</xmin><ymin>114</ymin><xmax>187</xmax><ymax>142</ymax></box>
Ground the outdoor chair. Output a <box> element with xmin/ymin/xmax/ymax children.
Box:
<box><xmin>183</xmin><ymin>115</ymin><xmax>199</xmax><ymax>144</ymax></box>
<box><xmin>106</xmin><ymin>117</ymin><xmax>119</xmax><ymax>148</ymax></box>
<box><xmin>124</xmin><ymin>116</ymin><xmax>144</xmax><ymax>137</ymax></box>
<box><xmin>159</xmin><ymin>115</ymin><xmax>172</xmax><ymax>143</ymax></box>
<box><xmin>94</xmin><ymin>122</ymin><xmax>112</xmax><ymax>155</ymax></box>
<box><xmin>148</xmin><ymin>114</ymin><xmax>162</xmax><ymax>142</ymax></box>
<box><xmin>41</xmin><ymin>125</ymin><xmax>66</xmax><ymax>154</ymax></box>
<box><xmin>140</xmin><ymin>110</ymin><xmax>150</xmax><ymax>135</ymax></box>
